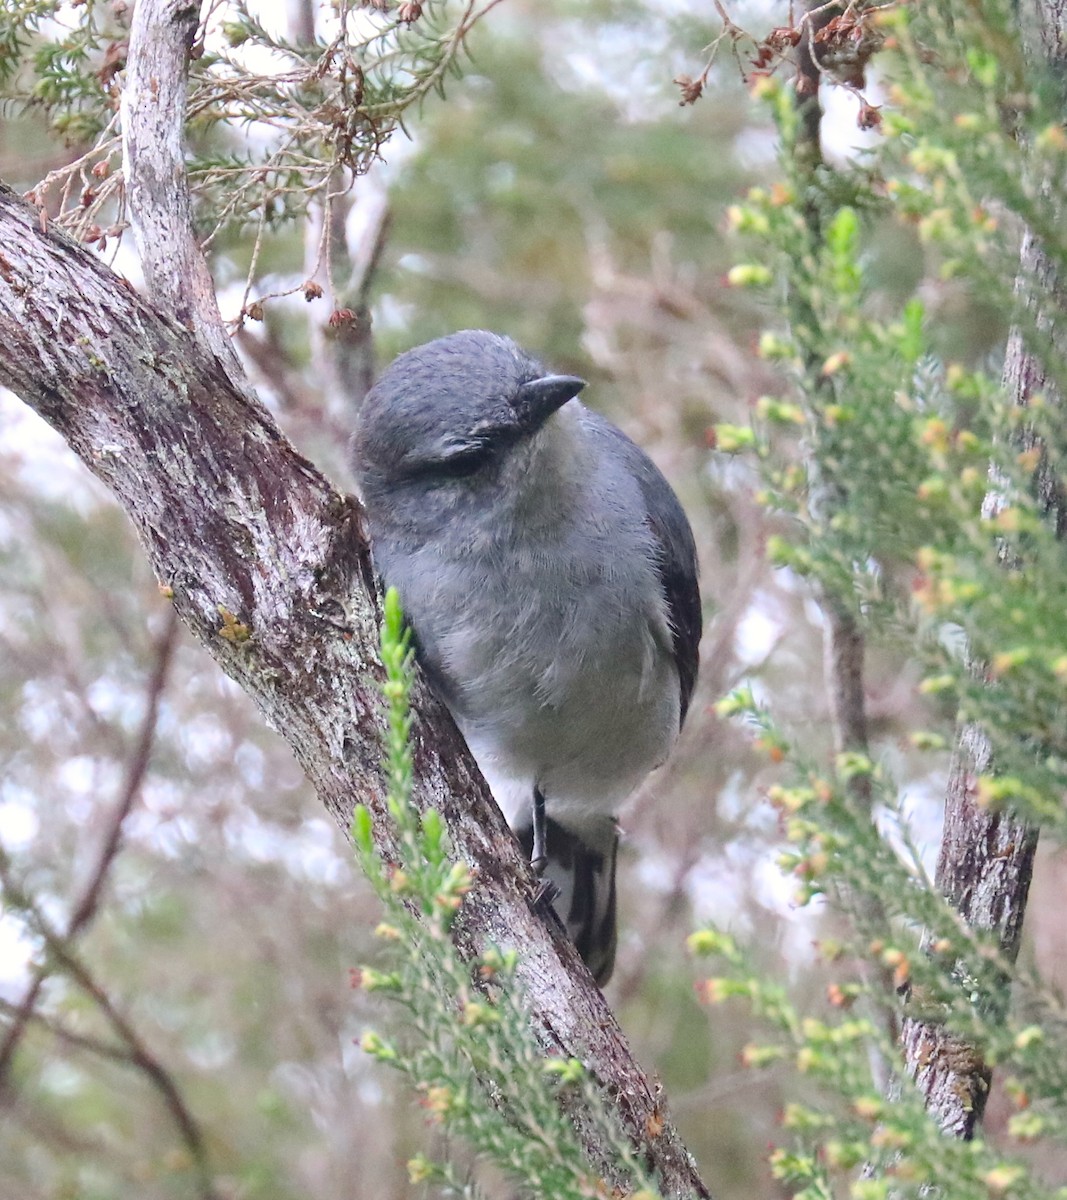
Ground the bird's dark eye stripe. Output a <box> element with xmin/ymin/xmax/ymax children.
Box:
<box><xmin>436</xmin><ymin>448</ymin><xmax>490</xmax><ymax>477</ymax></box>
<box><xmin>418</xmin><ymin>443</ymin><xmax>493</xmax><ymax>480</ymax></box>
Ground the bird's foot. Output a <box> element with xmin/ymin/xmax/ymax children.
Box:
<box><xmin>533</xmin><ymin>877</ymin><xmax>561</xmax><ymax>912</ymax></box>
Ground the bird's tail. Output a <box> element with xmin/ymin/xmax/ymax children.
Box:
<box><xmin>518</xmin><ymin>816</ymin><xmax>619</xmax><ymax>986</ymax></box>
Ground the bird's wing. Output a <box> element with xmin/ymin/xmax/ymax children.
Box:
<box><xmin>585</xmin><ymin>413</ymin><xmax>702</xmax><ymax>724</ymax></box>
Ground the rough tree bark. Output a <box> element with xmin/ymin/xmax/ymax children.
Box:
<box><xmin>0</xmin><ymin>1</ymin><xmax>711</xmax><ymax>1195</ymax></box>
<box><xmin>900</xmin><ymin>0</ymin><xmax>1067</xmax><ymax>1140</ymax></box>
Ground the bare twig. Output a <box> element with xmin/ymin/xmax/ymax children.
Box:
<box><xmin>0</xmin><ymin>996</ymin><xmax>147</xmax><ymax>1069</ymax></box>
<box><xmin>0</xmin><ymin>610</ymin><xmax>179</xmax><ymax>1083</ymax></box>
<box><xmin>0</xmin><ymin>861</ymin><xmax>220</xmax><ymax>1200</ymax></box>
<box><xmin>791</xmin><ymin>3</ymin><xmax>897</xmax><ymax>1073</ymax></box>
<box><xmin>74</xmin><ymin>611</ymin><xmax>180</xmax><ymax>932</ymax></box>
<box><xmin>312</xmin><ymin>171</ymin><xmax>392</xmax><ymax>417</ymax></box>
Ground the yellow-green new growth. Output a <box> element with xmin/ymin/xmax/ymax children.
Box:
<box><xmin>381</xmin><ymin>586</ymin><xmax>416</xmax><ymax>818</ymax></box>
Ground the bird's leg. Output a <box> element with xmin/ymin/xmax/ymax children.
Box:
<box><xmin>528</xmin><ymin>788</ymin><xmax>560</xmax><ymax>910</ymax></box>
<box><xmin>531</xmin><ymin>786</ymin><xmax>548</xmax><ymax>875</ymax></box>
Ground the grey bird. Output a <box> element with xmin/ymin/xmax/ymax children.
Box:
<box><xmin>350</xmin><ymin>330</ymin><xmax>700</xmax><ymax>984</ymax></box>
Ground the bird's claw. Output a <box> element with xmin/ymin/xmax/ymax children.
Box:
<box><xmin>534</xmin><ymin>877</ymin><xmax>561</xmax><ymax>911</ymax></box>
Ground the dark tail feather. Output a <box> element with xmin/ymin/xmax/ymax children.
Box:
<box><xmin>519</xmin><ymin>817</ymin><xmax>618</xmax><ymax>986</ymax></box>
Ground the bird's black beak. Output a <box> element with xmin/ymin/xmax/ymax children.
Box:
<box><xmin>512</xmin><ymin>374</ymin><xmax>586</xmax><ymax>431</ymax></box>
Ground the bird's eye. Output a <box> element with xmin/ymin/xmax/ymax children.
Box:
<box><xmin>434</xmin><ymin>442</ymin><xmax>492</xmax><ymax>479</ymax></box>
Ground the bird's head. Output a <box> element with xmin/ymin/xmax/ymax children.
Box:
<box><xmin>350</xmin><ymin>331</ymin><xmax>585</xmax><ymax>507</ymax></box>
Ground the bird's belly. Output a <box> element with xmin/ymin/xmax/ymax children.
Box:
<box><xmin>386</xmin><ymin>532</ymin><xmax>680</xmax><ymax>835</ymax></box>
<box><xmin>455</xmin><ymin>623</ymin><xmax>680</xmax><ymax>835</ymax></box>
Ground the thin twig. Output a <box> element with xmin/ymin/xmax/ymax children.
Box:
<box><xmin>791</xmin><ymin>1</ymin><xmax>898</xmax><ymax>1072</ymax></box>
<box><xmin>0</xmin><ymin>874</ymin><xmax>220</xmax><ymax>1200</ymax></box>
<box><xmin>0</xmin><ymin>608</ymin><xmax>179</xmax><ymax>1081</ymax></box>
<box><xmin>0</xmin><ymin>996</ymin><xmax>141</xmax><ymax>1069</ymax></box>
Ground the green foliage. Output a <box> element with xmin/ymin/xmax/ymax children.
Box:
<box><xmin>0</xmin><ymin>0</ymin><xmax>116</xmax><ymax>138</ymax></box>
<box><xmin>716</xmin><ymin>681</ymin><xmax>1067</xmax><ymax>1107</ymax></box>
<box><xmin>710</xmin><ymin>0</ymin><xmax>1067</xmax><ymax>1193</ymax></box>
<box><xmin>1</xmin><ymin>1</ymin><xmax>501</xmax><ymax>250</ymax></box>
<box><xmin>188</xmin><ymin>0</ymin><xmax>487</xmax><ymax>243</ymax></box>
<box><xmin>350</xmin><ymin>588</ymin><xmax>663</xmax><ymax>1199</ymax></box>
<box><xmin>691</xmin><ymin>926</ymin><xmax>1067</xmax><ymax>1200</ymax></box>
<box><xmin>726</xmin><ymin>12</ymin><xmax>1067</xmax><ymax>827</ymax></box>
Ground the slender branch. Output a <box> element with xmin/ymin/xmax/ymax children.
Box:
<box><xmin>311</xmin><ymin>174</ymin><xmax>392</xmax><ymax>417</ymax></box>
<box><xmin>0</xmin><ymin>997</ymin><xmax>142</xmax><ymax>1069</ymax></box>
<box><xmin>0</xmin><ymin>609</ymin><xmax>179</xmax><ymax>1084</ymax></box>
<box><xmin>791</xmin><ymin>3</ymin><xmax>897</xmax><ymax>1072</ymax></box>
<box><xmin>72</xmin><ymin>609</ymin><xmax>180</xmax><ymax>933</ymax></box>
<box><xmin>0</xmin><ymin>851</ymin><xmax>219</xmax><ymax>1200</ymax></box>
<box><xmin>121</xmin><ymin>0</ymin><xmax>242</xmax><ymax>377</ymax></box>
<box><xmin>793</xmin><ymin>4</ymin><xmax>874</xmax><ymax>811</ymax></box>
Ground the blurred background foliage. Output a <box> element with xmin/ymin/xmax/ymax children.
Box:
<box><xmin>1</xmin><ymin>1</ymin><xmax>1065</xmax><ymax>1198</ymax></box>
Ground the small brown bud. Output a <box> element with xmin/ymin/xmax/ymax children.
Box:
<box><xmin>398</xmin><ymin>1</ymin><xmax>422</xmax><ymax>21</ymax></box>
<box><xmin>245</xmin><ymin>301</ymin><xmax>265</xmax><ymax>321</ymax></box>
<box><xmin>328</xmin><ymin>307</ymin><xmax>357</xmax><ymax>328</ymax></box>
<box><xmin>766</xmin><ymin>25</ymin><xmax>801</xmax><ymax>51</ymax></box>
<box><xmin>302</xmin><ymin>280</ymin><xmax>324</xmax><ymax>301</ymax></box>
<box><xmin>96</xmin><ymin>39</ymin><xmax>127</xmax><ymax>89</ymax></box>
<box><xmin>673</xmin><ymin>74</ymin><xmax>703</xmax><ymax>106</ymax></box>
<box><xmin>857</xmin><ymin>102</ymin><xmax>882</xmax><ymax>131</ymax></box>
<box><xmin>826</xmin><ymin>983</ymin><xmax>855</xmax><ymax>1009</ymax></box>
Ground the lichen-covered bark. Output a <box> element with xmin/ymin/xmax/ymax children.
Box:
<box><xmin>899</xmin><ymin>238</ymin><xmax>1054</xmax><ymax>1136</ymax></box>
<box><xmin>0</xmin><ymin>182</ymin><xmax>711</xmax><ymax>1200</ymax></box>
<box><xmin>901</xmin><ymin>729</ymin><xmax>1039</xmax><ymax>1137</ymax></box>
<box><xmin>119</xmin><ymin>0</ymin><xmax>240</xmax><ymax>374</ymax></box>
